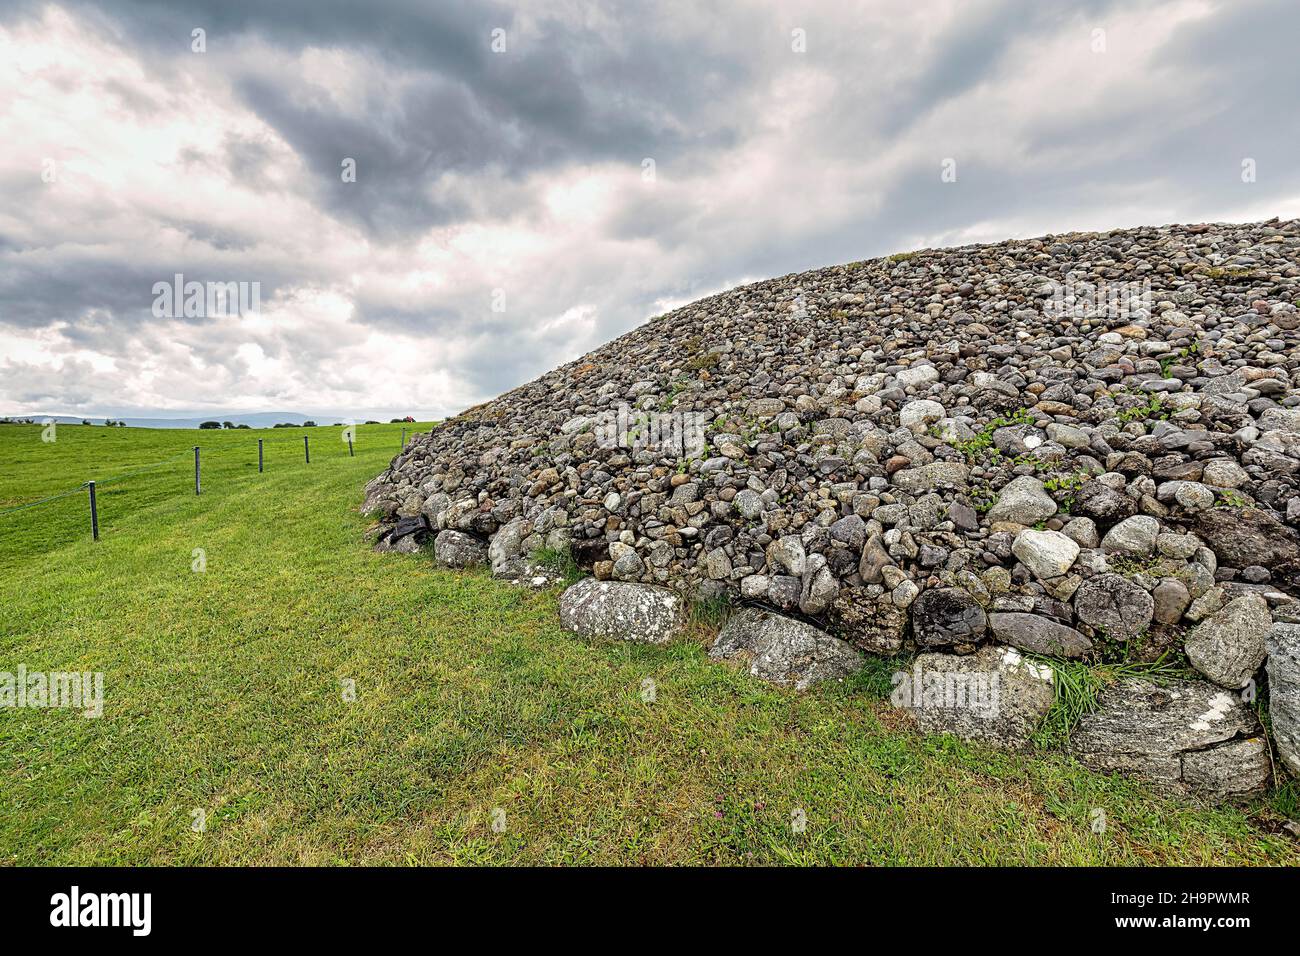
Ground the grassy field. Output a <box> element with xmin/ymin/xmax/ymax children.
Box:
<box><xmin>0</xmin><ymin>421</ymin><xmax>1297</xmax><ymax>865</ymax></box>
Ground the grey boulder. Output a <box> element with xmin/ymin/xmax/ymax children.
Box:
<box><xmin>1072</xmin><ymin>678</ymin><xmax>1270</xmax><ymax>801</ymax></box>
<box><xmin>1186</xmin><ymin>507</ymin><xmax>1300</xmax><ymax>592</ymax></box>
<box><xmin>987</xmin><ymin>475</ymin><xmax>1057</xmax><ymax>525</ymax></box>
<box><xmin>488</xmin><ymin>516</ymin><xmax>533</xmax><ymax>577</ymax></box>
<box><xmin>710</xmin><ymin>608</ymin><xmax>863</xmax><ymax>690</ymax></box>
<box><xmin>1072</xmin><ymin>573</ymin><xmax>1153</xmax><ymax>640</ymax></box>
<box><xmin>434</xmin><ymin>530</ymin><xmax>488</xmax><ymax>568</ymax></box>
<box><xmin>988</xmin><ymin>612</ymin><xmax>1093</xmax><ymax>658</ymax></box>
<box><xmin>1011</xmin><ymin>529</ymin><xmax>1079</xmax><ymax>581</ymax></box>
<box><xmin>1100</xmin><ymin>515</ymin><xmax>1160</xmax><ymax>556</ymax></box>
<box><xmin>558</xmin><ymin>578</ymin><xmax>684</xmax><ymax>644</ymax></box>
<box><xmin>1183</xmin><ymin>594</ymin><xmax>1270</xmax><ymax>689</ymax></box>
<box><xmin>895</xmin><ymin>645</ymin><xmax>1055</xmax><ymax>748</ymax></box>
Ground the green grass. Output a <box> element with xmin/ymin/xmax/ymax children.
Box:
<box><xmin>1029</xmin><ymin>655</ymin><xmax>1189</xmax><ymax>750</ymax></box>
<box><xmin>529</xmin><ymin>544</ymin><xmax>584</xmax><ymax>589</ymax></box>
<box><xmin>0</xmin><ymin>423</ymin><xmax>1296</xmax><ymax>865</ymax></box>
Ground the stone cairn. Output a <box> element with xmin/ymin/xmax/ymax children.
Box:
<box><xmin>365</xmin><ymin>219</ymin><xmax>1300</xmax><ymax>804</ymax></box>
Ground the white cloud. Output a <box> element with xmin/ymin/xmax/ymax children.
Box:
<box><xmin>1</xmin><ymin>0</ymin><xmax>1297</xmax><ymax>419</ymax></box>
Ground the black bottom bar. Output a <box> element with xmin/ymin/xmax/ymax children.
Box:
<box><xmin>0</xmin><ymin>866</ymin><xmax>1281</xmax><ymax>942</ymax></box>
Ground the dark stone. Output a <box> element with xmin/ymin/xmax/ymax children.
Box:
<box><xmin>1074</xmin><ymin>481</ymin><xmax>1137</xmax><ymax>524</ymax></box>
<box><xmin>910</xmin><ymin>587</ymin><xmax>988</xmax><ymax>652</ymax></box>
<box><xmin>827</xmin><ymin>588</ymin><xmax>907</xmax><ymax>654</ymax></box>
<box><xmin>988</xmin><ymin>612</ymin><xmax>1093</xmax><ymax>658</ymax></box>
<box><xmin>571</xmin><ymin>537</ymin><xmax>611</xmax><ymax>568</ymax></box>
<box><xmin>1185</xmin><ymin>507</ymin><xmax>1300</xmax><ymax>591</ymax></box>
<box><xmin>391</xmin><ymin>514</ymin><xmax>431</xmax><ymax>542</ymax></box>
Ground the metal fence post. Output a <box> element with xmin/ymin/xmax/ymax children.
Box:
<box><xmin>194</xmin><ymin>446</ymin><xmax>201</xmax><ymax>495</ymax></box>
<box><xmin>258</xmin><ymin>438</ymin><xmax>264</xmax><ymax>473</ymax></box>
<box><xmin>401</xmin><ymin>427</ymin><xmax>406</xmax><ymax>451</ymax></box>
<box><xmin>304</xmin><ymin>435</ymin><xmax>310</xmax><ymax>463</ymax></box>
<box><xmin>88</xmin><ymin>480</ymin><xmax>99</xmax><ymax>541</ymax></box>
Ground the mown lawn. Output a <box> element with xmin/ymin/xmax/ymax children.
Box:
<box><xmin>0</xmin><ymin>422</ymin><xmax>1296</xmax><ymax>865</ymax></box>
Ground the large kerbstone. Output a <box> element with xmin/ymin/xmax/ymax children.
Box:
<box><xmin>558</xmin><ymin>579</ymin><xmax>684</xmax><ymax>644</ymax></box>
<box><xmin>1183</xmin><ymin>594</ymin><xmax>1270</xmax><ymax>689</ymax></box>
<box><xmin>894</xmin><ymin>645</ymin><xmax>1055</xmax><ymax>748</ymax></box>
<box><xmin>710</xmin><ymin>608</ymin><xmax>864</xmax><ymax>690</ymax></box>
<box><xmin>1266</xmin><ymin>617</ymin><xmax>1300</xmax><ymax>776</ymax></box>
<box><xmin>1072</xmin><ymin>678</ymin><xmax>1270</xmax><ymax>801</ymax></box>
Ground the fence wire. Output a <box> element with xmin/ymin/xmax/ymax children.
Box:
<box><xmin>0</xmin><ymin>431</ymin><xmax>408</xmax><ymax>523</ymax></box>
<box><xmin>0</xmin><ymin>485</ymin><xmax>88</xmax><ymax>517</ymax></box>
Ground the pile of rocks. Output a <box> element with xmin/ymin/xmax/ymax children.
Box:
<box><xmin>366</xmin><ymin>219</ymin><xmax>1300</xmax><ymax>803</ymax></box>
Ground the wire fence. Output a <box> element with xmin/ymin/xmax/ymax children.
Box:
<box><xmin>0</xmin><ymin>427</ymin><xmax>415</xmax><ymax>538</ymax></box>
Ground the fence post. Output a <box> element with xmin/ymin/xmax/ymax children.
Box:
<box><xmin>348</xmin><ymin>436</ymin><xmax>354</xmax><ymax>457</ymax></box>
<box><xmin>401</xmin><ymin>427</ymin><xmax>406</xmax><ymax>450</ymax></box>
<box><xmin>304</xmin><ymin>435</ymin><xmax>310</xmax><ymax>464</ymax></box>
<box><xmin>194</xmin><ymin>446</ymin><xmax>201</xmax><ymax>495</ymax></box>
<box><xmin>258</xmin><ymin>438</ymin><xmax>264</xmax><ymax>473</ymax></box>
<box><xmin>88</xmin><ymin>480</ymin><xmax>99</xmax><ymax>541</ymax></box>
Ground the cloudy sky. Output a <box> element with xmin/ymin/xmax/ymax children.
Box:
<box><xmin>1</xmin><ymin>0</ymin><xmax>1297</xmax><ymax>421</ymax></box>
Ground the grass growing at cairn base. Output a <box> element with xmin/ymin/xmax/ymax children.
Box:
<box><xmin>0</xmin><ymin>422</ymin><xmax>1297</xmax><ymax>865</ymax></box>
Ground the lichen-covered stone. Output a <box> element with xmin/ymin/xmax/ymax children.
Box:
<box><xmin>558</xmin><ymin>579</ymin><xmax>684</xmax><ymax>644</ymax></box>
<box><xmin>895</xmin><ymin>646</ymin><xmax>1055</xmax><ymax>748</ymax></box>
<box><xmin>710</xmin><ymin>608</ymin><xmax>863</xmax><ymax>690</ymax></box>
<box><xmin>1072</xmin><ymin>678</ymin><xmax>1270</xmax><ymax>801</ymax></box>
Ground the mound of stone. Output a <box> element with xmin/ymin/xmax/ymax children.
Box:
<box><xmin>366</xmin><ymin>219</ymin><xmax>1300</xmax><ymax>801</ymax></box>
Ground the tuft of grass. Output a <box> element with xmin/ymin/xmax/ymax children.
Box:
<box><xmin>951</xmin><ymin>407</ymin><xmax>1035</xmax><ymax>461</ymax></box>
<box><xmin>687</xmin><ymin>592</ymin><xmax>732</xmax><ymax>631</ymax></box>
<box><xmin>530</xmin><ymin>544</ymin><xmax>584</xmax><ymax>588</ymax></box>
<box><xmin>1115</xmin><ymin>394</ymin><xmax>1168</xmax><ymax>424</ymax></box>
<box><xmin>1030</xmin><ymin>654</ymin><xmax>1187</xmax><ymax>750</ymax></box>
<box><xmin>1215</xmin><ymin>489</ymin><xmax>1249</xmax><ymax>508</ymax></box>
<box><xmin>847</xmin><ymin>653</ymin><xmax>913</xmax><ymax>700</ymax></box>
<box><xmin>686</xmin><ymin>351</ymin><xmax>721</xmax><ymax>371</ymax></box>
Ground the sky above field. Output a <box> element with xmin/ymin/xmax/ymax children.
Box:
<box><xmin>2</xmin><ymin>0</ymin><xmax>1298</xmax><ymax>421</ymax></box>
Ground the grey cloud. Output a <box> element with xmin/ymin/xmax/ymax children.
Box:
<box><xmin>2</xmin><ymin>0</ymin><xmax>1299</xmax><ymax>420</ymax></box>
<box><xmin>4</xmin><ymin>0</ymin><xmax>754</xmax><ymax>241</ymax></box>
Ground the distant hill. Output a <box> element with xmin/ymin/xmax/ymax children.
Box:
<box><xmin>5</xmin><ymin>412</ymin><xmax>321</xmax><ymax>429</ymax></box>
